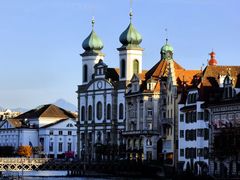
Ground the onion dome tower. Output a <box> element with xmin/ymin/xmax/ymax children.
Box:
<box><xmin>161</xmin><ymin>39</ymin><xmax>174</xmax><ymax>60</ymax></box>
<box><xmin>81</xmin><ymin>18</ymin><xmax>105</xmax><ymax>84</ymax></box>
<box><xmin>117</xmin><ymin>10</ymin><xmax>143</xmax><ymax>82</ymax></box>
<box><xmin>208</xmin><ymin>51</ymin><xmax>218</xmax><ymax>66</ymax></box>
<box><xmin>82</xmin><ymin>18</ymin><xmax>104</xmax><ymax>53</ymax></box>
<box><xmin>119</xmin><ymin>11</ymin><xmax>142</xmax><ymax>49</ymax></box>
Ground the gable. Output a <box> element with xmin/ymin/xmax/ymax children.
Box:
<box><xmin>41</xmin><ymin>118</ymin><xmax>77</xmax><ymax>130</ymax></box>
<box><xmin>87</xmin><ymin>79</ymin><xmax>114</xmax><ymax>91</ymax></box>
<box><xmin>0</xmin><ymin>119</ymin><xmax>21</xmax><ymax>129</ymax></box>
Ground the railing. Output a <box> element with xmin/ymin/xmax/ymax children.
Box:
<box><xmin>161</xmin><ymin>118</ymin><xmax>173</xmax><ymax>125</ymax></box>
<box><xmin>122</xmin><ymin>130</ymin><xmax>159</xmax><ymax>136</ymax></box>
<box><xmin>0</xmin><ymin>158</ymin><xmax>50</xmax><ymax>171</ymax></box>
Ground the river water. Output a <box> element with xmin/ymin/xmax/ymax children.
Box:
<box><xmin>2</xmin><ymin>171</ymin><xmax>159</xmax><ymax>180</ymax></box>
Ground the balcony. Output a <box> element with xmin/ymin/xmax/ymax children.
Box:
<box><xmin>161</xmin><ymin>118</ymin><xmax>173</xmax><ymax>125</ymax></box>
<box><xmin>122</xmin><ymin>130</ymin><xmax>159</xmax><ymax>136</ymax></box>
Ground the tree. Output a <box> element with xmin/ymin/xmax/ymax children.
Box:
<box><xmin>32</xmin><ymin>146</ymin><xmax>43</xmax><ymax>158</ymax></box>
<box><xmin>17</xmin><ymin>145</ymin><xmax>32</xmax><ymax>158</ymax></box>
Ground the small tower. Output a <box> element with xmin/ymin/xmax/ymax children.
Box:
<box><xmin>81</xmin><ymin>18</ymin><xmax>104</xmax><ymax>84</ymax></box>
<box><xmin>117</xmin><ymin>10</ymin><xmax>143</xmax><ymax>83</ymax></box>
<box><xmin>160</xmin><ymin>39</ymin><xmax>174</xmax><ymax>60</ymax></box>
<box><xmin>208</xmin><ymin>51</ymin><xmax>218</xmax><ymax>66</ymax></box>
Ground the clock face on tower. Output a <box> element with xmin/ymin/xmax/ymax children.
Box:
<box><xmin>97</xmin><ymin>81</ymin><xmax>103</xmax><ymax>89</ymax></box>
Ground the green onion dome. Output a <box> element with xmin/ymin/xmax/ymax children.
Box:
<box><xmin>161</xmin><ymin>39</ymin><xmax>174</xmax><ymax>60</ymax></box>
<box><xmin>161</xmin><ymin>40</ymin><xmax>173</xmax><ymax>53</ymax></box>
<box><xmin>119</xmin><ymin>11</ymin><xmax>142</xmax><ymax>47</ymax></box>
<box><xmin>82</xmin><ymin>18</ymin><xmax>103</xmax><ymax>51</ymax></box>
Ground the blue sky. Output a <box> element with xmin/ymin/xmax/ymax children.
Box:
<box><xmin>0</xmin><ymin>0</ymin><xmax>239</xmax><ymax>109</ymax></box>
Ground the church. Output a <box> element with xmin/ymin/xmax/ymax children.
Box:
<box><xmin>76</xmin><ymin>11</ymin><xmax>197</xmax><ymax>162</ymax></box>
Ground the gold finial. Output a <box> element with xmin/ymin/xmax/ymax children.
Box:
<box><xmin>91</xmin><ymin>16</ymin><xmax>95</xmax><ymax>29</ymax></box>
<box><xmin>129</xmin><ymin>0</ymin><xmax>133</xmax><ymax>22</ymax></box>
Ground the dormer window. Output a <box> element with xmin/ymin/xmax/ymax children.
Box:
<box><xmin>94</xmin><ymin>59</ymin><xmax>107</xmax><ymax>76</ymax></box>
<box><xmin>147</xmin><ymin>81</ymin><xmax>156</xmax><ymax>91</ymax></box>
<box><xmin>223</xmin><ymin>75</ymin><xmax>233</xmax><ymax>99</ymax></box>
<box><xmin>132</xmin><ymin>84</ymin><xmax>138</xmax><ymax>92</ymax></box>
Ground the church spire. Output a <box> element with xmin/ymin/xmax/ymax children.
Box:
<box><xmin>91</xmin><ymin>16</ymin><xmax>95</xmax><ymax>30</ymax></box>
<box><xmin>82</xmin><ymin>18</ymin><xmax>104</xmax><ymax>53</ymax></box>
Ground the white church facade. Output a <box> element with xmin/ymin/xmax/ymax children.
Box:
<box><xmin>76</xmin><ymin>12</ymin><xmax>196</xmax><ymax>162</ymax></box>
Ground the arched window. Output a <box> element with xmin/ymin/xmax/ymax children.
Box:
<box><xmin>107</xmin><ymin>104</ymin><xmax>111</xmax><ymax>119</ymax></box>
<box><xmin>81</xmin><ymin>106</ymin><xmax>85</xmax><ymax>121</ymax></box>
<box><xmin>88</xmin><ymin>105</ymin><xmax>92</xmax><ymax>120</ymax></box>
<box><xmin>96</xmin><ymin>102</ymin><xmax>102</xmax><ymax>120</ymax></box>
<box><xmin>83</xmin><ymin>65</ymin><xmax>88</xmax><ymax>82</ymax></box>
<box><xmin>119</xmin><ymin>103</ymin><xmax>124</xmax><ymax>119</ymax></box>
<box><xmin>120</xmin><ymin>59</ymin><xmax>126</xmax><ymax>78</ymax></box>
<box><xmin>133</xmin><ymin>60</ymin><xmax>139</xmax><ymax>74</ymax></box>
<box><xmin>127</xmin><ymin>139</ymin><xmax>131</xmax><ymax>148</ymax></box>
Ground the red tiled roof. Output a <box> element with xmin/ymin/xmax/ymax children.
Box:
<box><xmin>175</xmin><ymin>69</ymin><xmax>201</xmax><ymax>86</ymax></box>
<box><xmin>201</xmin><ymin>65</ymin><xmax>240</xmax><ymax>87</ymax></box>
<box><xmin>146</xmin><ymin>59</ymin><xmax>184</xmax><ymax>80</ymax></box>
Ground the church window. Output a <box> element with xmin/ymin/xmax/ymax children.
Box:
<box><xmin>119</xmin><ymin>103</ymin><xmax>124</xmax><ymax>119</ymax></box>
<box><xmin>120</xmin><ymin>59</ymin><xmax>126</xmax><ymax>78</ymax></box>
<box><xmin>147</xmin><ymin>108</ymin><xmax>153</xmax><ymax>117</ymax></box>
<box><xmin>133</xmin><ymin>139</ymin><xmax>136</xmax><ymax>148</ymax></box>
<box><xmin>133</xmin><ymin>60</ymin><xmax>139</xmax><ymax>74</ymax></box>
<box><xmin>83</xmin><ymin>65</ymin><xmax>88</xmax><ymax>82</ymax></box>
<box><xmin>127</xmin><ymin>139</ymin><xmax>131</xmax><ymax>148</ymax></box>
<box><xmin>147</xmin><ymin>123</ymin><xmax>152</xmax><ymax>130</ymax></box>
<box><xmin>146</xmin><ymin>138</ymin><xmax>152</xmax><ymax>146</ymax></box>
<box><xmin>107</xmin><ymin>104</ymin><xmax>111</xmax><ymax>119</ymax></box>
<box><xmin>81</xmin><ymin>106</ymin><xmax>85</xmax><ymax>121</ymax></box>
<box><xmin>88</xmin><ymin>105</ymin><xmax>92</xmax><ymax>120</ymax></box>
<box><xmin>140</xmin><ymin>138</ymin><xmax>143</xmax><ymax>148</ymax></box>
<box><xmin>97</xmin><ymin>131</ymin><xmax>102</xmax><ymax>142</ymax></box>
<box><xmin>97</xmin><ymin>102</ymin><xmax>102</xmax><ymax>120</ymax></box>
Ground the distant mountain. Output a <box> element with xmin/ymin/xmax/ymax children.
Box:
<box><xmin>11</xmin><ymin>108</ymin><xmax>29</xmax><ymax>113</ymax></box>
<box><xmin>54</xmin><ymin>99</ymin><xmax>77</xmax><ymax>112</ymax></box>
<box><xmin>0</xmin><ymin>106</ymin><xmax>4</xmax><ymax>111</ymax></box>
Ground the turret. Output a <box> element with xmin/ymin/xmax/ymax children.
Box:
<box><xmin>117</xmin><ymin>10</ymin><xmax>143</xmax><ymax>82</ymax></box>
<box><xmin>81</xmin><ymin>18</ymin><xmax>105</xmax><ymax>84</ymax></box>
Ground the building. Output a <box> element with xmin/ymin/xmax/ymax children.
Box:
<box><xmin>0</xmin><ymin>104</ymin><xmax>77</xmax><ymax>158</ymax></box>
<box><xmin>204</xmin><ymin>64</ymin><xmax>240</xmax><ymax>177</ymax></box>
<box><xmin>76</xmin><ymin>12</ymin><xmax>200</xmax><ymax>162</ymax></box>
<box><xmin>124</xmin><ymin>39</ymin><xmax>192</xmax><ymax>162</ymax></box>
<box><xmin>0</xmin><ymin>109</ymin><xmax>21</xmax><ymax>121</ymax></box>
<box><xmin>76</xmin><ymin>17</ymin><xmax>126</xmax><ymax>161</ymax></box>
<box><xmin>178</xmin><ymin>52</ymin><xmax>240</xmax><ymax>175</ymax></box>
<box><xmin>164</xmin><ymin>60</ymin><xmax>201</xmax><ymax>167</ymax></box>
